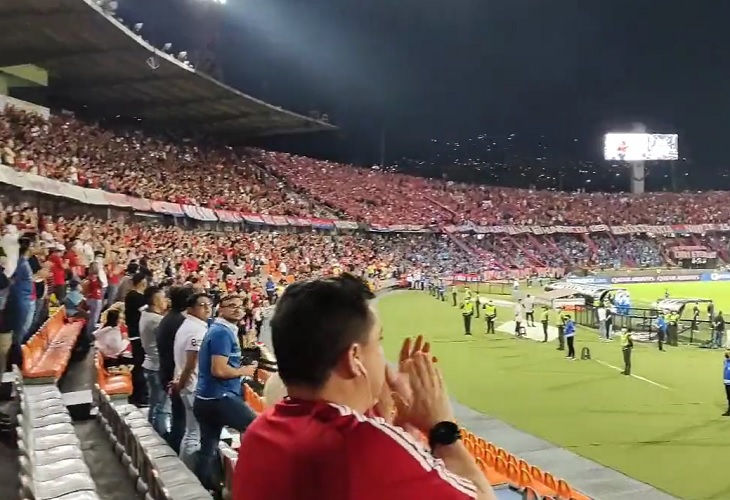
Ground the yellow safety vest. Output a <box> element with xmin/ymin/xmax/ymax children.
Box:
<box><xmin>541</xmin><ymin>310</ymin><xmax>549</xmax><ymax>322</ymax></box>
<box><xmin>462</xmin><ymin>301</ymin><xmax>474</xmax><ymax>315</ymax></box>
<box><xmin>484</xmin><ymin>305</ymin><xmax>496</xmax><ymax>317</ymax></box>
<box><xmin>621</xmin><ymin>332</ymin><xmax>633</xmax><ymax>348</ymax></box>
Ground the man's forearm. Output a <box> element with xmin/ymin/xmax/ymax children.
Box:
<box><xmin>434</xmin><ymin>441</ymin><xmax>496</xmax><ymax>500</ymax></box>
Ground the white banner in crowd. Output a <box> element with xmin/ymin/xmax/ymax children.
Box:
<box><xmin>1</xmin><ymin>163</ymin><xmax>728</xmax><ymax>235</ymax></box>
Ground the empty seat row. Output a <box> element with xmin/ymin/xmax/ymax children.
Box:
<box><xmin>463</xmin><ymin>431</ymin><xmax>587</xmax><ymax>500</ymax></box>
<box><xmin>94</xmin><ymin>385</ymin><xmax>211</xmax><ymax>500</ymax></box>
<box><xmin>22</xmin><ymin>308</ymin><xmax>85</xmax><ymax>383</ymax></box>
<box><xmin>15</xmin><ymin>374</ymin><xmax>99</xmax><ymax>500</ymax></box>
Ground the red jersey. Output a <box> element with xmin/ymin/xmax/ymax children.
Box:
<box><xmin>48</xmin><ymin>253</ymin><xmax>67</xmax><ymax>286</ymax></box>
<box><xmin>232</xmin><ymin>399</ymin><xmax>476</xmax><ymax>500</ymax></box>
<box><xmin>85</xmin><ymin>276</ymin><xmax>103</xmax><ymax>300</ymax></box>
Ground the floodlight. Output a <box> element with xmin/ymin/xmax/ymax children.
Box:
<box><xmin>134</xmin><ymin>23</ymin><xmax>143</xmax><ymax>32</ymax></box>
<box><xmin>162</xmin><ymin>43</ymin><xmax>172</xmax><ymax>52</ymax></box>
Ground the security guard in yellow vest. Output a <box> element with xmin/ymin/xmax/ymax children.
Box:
<box><xmin>451</xmin><ymin>285</ymin><xmax>458</xmax><ymax>307</ymax></box>
<box><xmin>667</xmin><ymin>311</ymin><xmax>679</xmax><ymax>346</ymax></box>
<box><xmin>620</xmin><ymin>328</ymin><xmax>633</xmax><ymax>375</ymax></box>
<box><xmin>484</xmin><ymin>301</ymin><xmax>497</xmax><ymax>335</ymax></box>
<box><xmin>557</xmin><ymin>308</ymin><xmax>570</xmax><ymax>351</ymax></box>
<box><xmin>460</xmin><ymin>297</ymin><xmax>474</xmax><ymax>336</ymax></box>
<box><xmin>540</xmin><ymin>305</ymin><xmax>550</xmax><ymax>343</ymax></box>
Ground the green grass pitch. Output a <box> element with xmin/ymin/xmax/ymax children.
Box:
<box><xmin>377</xmin><ymin>282</ymin><xmax>730</xmax><ymax>500</ymax></box>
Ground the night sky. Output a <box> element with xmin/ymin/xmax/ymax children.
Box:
<box><xmin>119</xmin><ymin>0</ymin><xmax>730</xmax><ymax>191</ymax></box>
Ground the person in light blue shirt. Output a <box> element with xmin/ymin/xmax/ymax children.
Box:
<box><xmin>265</xmin><ymin>277</ymin><xmax>276</xmax><ymax>303</ymax></box>
<box><xmin>564</xmin><ymin>315</ymin><xmax>576</xmax><ymax>360</ymax></box>
<box><xmin>655</xmin><ymin>313</ymin><xmax>667</xmax><ymax>352</ymax></box>
<box><xmin>194</xmin><ymin>294</ymin><xmax>257</xmax><ymax>492</ymax></box>
<box><xmin>63</xmin><ymin>280</ymin><xmax>87</xmax><ymax>319</ymax></box>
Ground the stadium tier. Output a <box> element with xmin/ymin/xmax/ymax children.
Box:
<box><xmin>1</xmin><ymin>106</ymin><xmax>729</xmax><ymax>274</ymax></box>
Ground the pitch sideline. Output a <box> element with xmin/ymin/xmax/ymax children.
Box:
<box><xmin>594</xmin><ymin>359</ymin><xmax>670</xmax><ymax>390</ymax></box>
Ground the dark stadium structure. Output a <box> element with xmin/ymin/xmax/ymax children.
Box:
<box><xmin>0</xmin><ymin>0</ymin><xmax>337</xmax><ymax>138</ymax></box>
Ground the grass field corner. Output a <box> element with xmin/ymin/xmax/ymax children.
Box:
<box><xmin>377</xmin><ymin>285</ymin><xmax>730</xmax><ymax>500</ymax></box>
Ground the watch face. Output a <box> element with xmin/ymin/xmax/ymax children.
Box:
<box><xmin>430</xmin><ymin>421</ymin><xmax>461</xmax><ymax>447</ymax></box>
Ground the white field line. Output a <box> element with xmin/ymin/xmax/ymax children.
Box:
<box><xmin>595</xmin><ymin>359</ymin><xmax>670</xmax><ymax>390</ymax></box>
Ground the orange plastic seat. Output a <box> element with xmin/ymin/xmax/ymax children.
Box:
<box><xmin>22</xmin><ymin>309</ymin><xmax>85</xmax><ymax>382</ymax></box>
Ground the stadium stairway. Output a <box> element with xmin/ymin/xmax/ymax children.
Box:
<box><xmin>4</xmin><ymin>309</ymin><xmax>143</xmax><ymax>500</ymax></box>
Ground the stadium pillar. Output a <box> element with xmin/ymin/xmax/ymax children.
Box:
<box><xmin>630</xmin><ymin>161</ymin><xmax>645</xmax><ymax>194</ymax></box>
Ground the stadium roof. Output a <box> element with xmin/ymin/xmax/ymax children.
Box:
<box><xmin>0</xmin><ymin>0</ymin><xmax>337</xmax><ymax>138</ymax></box>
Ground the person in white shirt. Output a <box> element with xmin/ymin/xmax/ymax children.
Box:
<box><xmin>524</xmin><ymin>295</ymin><xmax>535</xmax><ymax>327</ymax></box>
<box><xmin>172</xmin><ymin>292</ymin><xmax>213</xmax><ymax>469</ymax></box>
<box><xmin>597</xmin><ymin>305</ymin><xmax>608</xmax><ymax>340</ymax></box>
<box><xmin>94</xmin><ymin>308</ymin><xmax>131</xmax><ymax>366</ymax></box>
<box><xmin>94</xmin><ymin>251</ymin><xmax>109</xmax><ymax>306</ymax></box>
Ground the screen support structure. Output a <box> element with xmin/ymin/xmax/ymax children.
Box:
<box><xmin>629</xmin><ymin>123</ymin><xmax>646</xmax><ymax>194</ymax></box>
<box><xmin>630</xmin><ymin>161</ymin><xmax>645</xmax><ymax>194</ymax></box>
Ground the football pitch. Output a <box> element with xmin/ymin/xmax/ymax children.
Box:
<box><xmin>377</xmin><ymin>282</ymin><xmax>730</xmax><ymax>500</ymax></box>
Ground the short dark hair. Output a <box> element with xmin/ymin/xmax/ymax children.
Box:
<box><xmin>104</xmin><ymin>309</ymin><xmax>121</xmax><ymax>328</ymax></box>
<box><xmin>144</xmin><ymin>285</ymin><xmax>163</xmax><ymax>306</ymax></box>
<box><xmin>132</xmin><ymin>272</ymin><xmax>147</xmax><ymax>287</ymax></box>
<box><xmin>187</xmin><ymin>292</ymin><xmax>211</xmax><ymax>308</ymax></box>
<box><xmin>271</xmin><ymin>273</ymin><xmax>376</xmax><ymax>389</ymax></box>
<box><xmin>169</xmin><ymin>285</ymin><xmax>194</xmax><ymax>312</ymax></box>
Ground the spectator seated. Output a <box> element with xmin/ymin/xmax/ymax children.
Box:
<box><xmin>94</xmin><ymin>387</ymin><xmax>209</xmax><ymax>499</ymax></box>
<box><xmin>15</xmin><ymin>372</ymin><xmax>99</xmax><ymax>500</ymax></box>
<box><xmin>21</xmin><ymin>308</ymin><xmax>85</xmax><ymax>384</ymax></box>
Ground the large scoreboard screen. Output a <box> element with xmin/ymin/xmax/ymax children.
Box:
<box><xmin>604</xmin><ymin>133</ymin><xmax>678</xmax><ymax>161</ymax></box>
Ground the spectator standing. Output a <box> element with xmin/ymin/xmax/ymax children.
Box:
<box><xmin>140</xmin><ymin>285</ymin><xmax>169</xmax><ymax>435</ymax></box>
<box><xmin>233</xmin><ymin>274</ymin><xmax>495</xmax><ymax>500</ymax></box>
<box><xmin>7</xmin><ymin>237</ymin><xmax>34</xmax><ymax>347</ymax></box>
<box><xmin>105</xmin><ymin>253</ymin><xmax>124</xmax><ymax>309</ymax></box>
<box><xmin>157</xmin><ymin>285</ymin><xmax>194</xmax><ymax>453</ymax></box>
<box><xmin>83</xmin><ymin>262</ymin><xmax>104</xmax><ymax>339</ymax></box>
<box><xmin>47</xmin><ymin>244</ymin><xmax>68</xmax><ymax>302</ymax></box>
<box><xmin>94</xmin><ymin>251</ymin><xmax>109</xmax><ymax>308</ymax></box>
<box><xmin>194</xmin><ymin>294</ymin><xmax>257</xmax><ymax>492</ymax></box>
<box><xmin>27</xmin><ymin>240</ymin><xmax>48</xmax><ymax>336</ymax></box>
<box><xmin>173</xmin><ymin>292</ymin><xmax>212</xmax><ymax>469</ymax></box>
<box><xmin>124</xmin><ymin>272</ymin><xmax>149</xmax><ymax>406</ymax></box>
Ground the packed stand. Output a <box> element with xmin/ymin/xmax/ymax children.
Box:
<box><xmin>4</xmin><ymin>106</ymin><xmax>730</xmax><ymax>228</ymax></box>
<box><xmin>0</xmin><ymin>107</ymin><xmax>326</xmax><ymax>217</ymax></box>
<box><xmin>262</xmin><ymin>150</ymin><xmax>730</xmax><ymax>226</ymax></box>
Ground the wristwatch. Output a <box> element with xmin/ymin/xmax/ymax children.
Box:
<box><xmin>428</xmin><ymin>421</ymin><xmax>461</xmax><ymax>451</ymax></box>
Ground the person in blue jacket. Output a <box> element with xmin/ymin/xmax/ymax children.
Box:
<box><xmin>655</xmin><ymin>313</ymin><xmax>667</xmax><ymax>352</ymax></box>
<box><xmin>722</xmin><ymin>351</ymin><xmax>730</xmax><ymax>417</ymax></box>
<box><xmin>564</xmin><ymin>315</ymin><xmax>576</xmax><ymax>360</ymax></box>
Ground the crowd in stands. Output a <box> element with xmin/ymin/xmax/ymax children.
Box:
<box><xmin>6</xmin><ymin>106</ymin><xmax>730</xmax><ymax>228</ymax></box>
<box><xmin>7</xmin><ymin>101</ymin><xmax>730</xmax><ymax>498</ymax></box>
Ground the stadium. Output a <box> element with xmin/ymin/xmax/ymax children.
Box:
<box><xmin>0</xmin><ymin>1</ymin><xmax>727</xmax><ymax>500</ymax></box>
